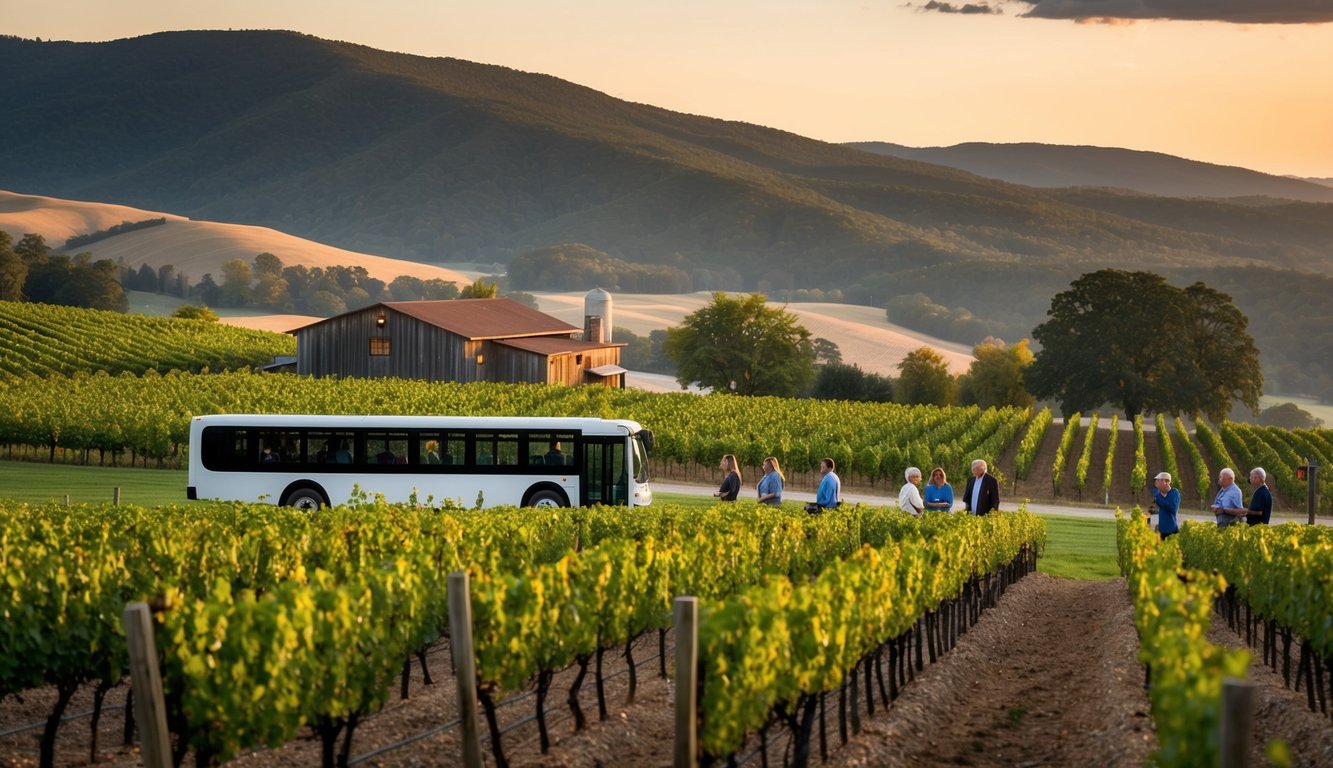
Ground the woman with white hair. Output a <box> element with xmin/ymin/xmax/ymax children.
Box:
<box><xmin>898</xmin><ymin>466</ymin><xmax>924</xmax><ymax>516</ymax></box>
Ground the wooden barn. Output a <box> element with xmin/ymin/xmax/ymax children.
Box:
<box><xmin>289</xmin><ymin>298</ymin><xmax>626</xmax><ymax>386</ymax></box>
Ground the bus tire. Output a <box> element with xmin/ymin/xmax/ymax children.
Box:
<box><xmin>281</xmin><ymin>483</ymin><xmax>329</xmax><ymax>511</ymax></box>
<box><xmin>524</xmin><ymin>485</ymin><xmax>569</xmax><ymax>508</ymax></box>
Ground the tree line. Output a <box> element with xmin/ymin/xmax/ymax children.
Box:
<box><xmin>665</xmin><ymin>275</ymin><xmax>1311</xmax><ymax>425</ymax></box>
<box><xmin>63</xmin><ymin>217</ymin><xmax>167</xmax><ymax>250</ymax></box>
<box><xmin>120</xmin><ymin>252</ymin><xmax>528</xmax><ymax>316</ymax></box>
<box><xmin>0</xmin><ymin>232</ymin><xmax>126</xmax><ymax>311</ymax></box>
<box><xmin>647</xmin><ymin>292</ymin><xmax>1034</xmax><ymax>410</ymax></box>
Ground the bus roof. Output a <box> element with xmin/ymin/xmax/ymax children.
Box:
<box><xmin>191</xmin><ymin>413</ymin><xmax>646</xmax><ymax>435</ymax></box>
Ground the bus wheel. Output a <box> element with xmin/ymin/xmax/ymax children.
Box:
<box><xmin>525</xmin><ymin>487</ymin><xmax>568</xmax><ymax>508</ymax></box>
<box><xmin>282</xmin><ymin>484</ymin><xmax>328</xmax><ymax>511</ymax></box>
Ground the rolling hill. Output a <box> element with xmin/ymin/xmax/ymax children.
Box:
<box><xmin>0</xmin><ymin>190</ymin><xmax>472</xmax><ymax>286</ymax></box>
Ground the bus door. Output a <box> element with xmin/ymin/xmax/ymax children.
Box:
<box><xmin>580</xmin><ymin>437</ymin><xmax>629</xmax><ymax>506</ymax></box>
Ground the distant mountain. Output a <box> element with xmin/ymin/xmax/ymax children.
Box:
<box><xmin>848</xmin><ymin>142</ymin><xmax>1333</xmax><ymax>204</ymax></box>
<box><xmin>1304</xmin><ymin>177</ymin><xmax>1333</xmax><ymax>189</ymax></box>
<box><xmin>3</xmin><ymin>31</ymin><xmax>1332</xmax><ymax>283</ymax></box>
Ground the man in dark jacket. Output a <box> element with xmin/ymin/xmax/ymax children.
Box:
<box><xmin>963</xmin><ymin>458</ymin><xmax>1000</xmax><ymax>515</ymax></box>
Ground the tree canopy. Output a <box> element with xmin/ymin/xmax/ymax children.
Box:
<box><xmin>896</xmin><ymin>347</ymin><xmax>956</xmax><ymax>406</ymax></box>
<box><xmin>1257</xmin><ymin>402</ymin><xmax>1321</xmax><ymax>430</ymax></box>
<box><xmin>1027</xmin><ymin>269</ymin><xmax>1261</xmax><ymax>420</ymax></box>
<box><xmin>958</xmin><ymin>338</ymin><xmax>1034</xmax><ymax>410</ymax></box>
<box><xmin>812</xmin><ymin>362</ymin><xmax>894</xmax><ymax>403</ymax></box>
<box><xmin>2</xmin><ymin>233</ymin><xmax>126</xmax><ymax>311</ymax></box>
<box><xmin>664</xmin><ymin>293</ymin><xmax>815</xmax><ymax>396</ymax></box>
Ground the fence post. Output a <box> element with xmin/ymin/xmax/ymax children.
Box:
<box><xmin>674</xmin><ymin>596</ymin><xmax>699</xmax><ymax>768</ymax></box>
<box><xmin>1220</xmin><ymin>677</ymin><xmax>1253</xmax><ymax>768</ymax></box>
<box><xmin>447</xmin><ymin>571</ymin><xmax>484</xmax><ymax>768</ymax></box>
<box><xmin>113</xmin><ymin>487</ymin><xmax>121</xmax><ymax>506</ymax></box>
<box><xmin>122</xmin><ymin>602</ymin><xmax>171</xmax><ymax>768</ymax></box>
<box><xmin>1307</xmin><ymin>457</ymin><xmax>1319</xmax><ymax>525</ymax></box>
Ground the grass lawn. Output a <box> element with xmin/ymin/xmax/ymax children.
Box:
<box><xmin>1038</xmin><ymin>515</ymin><xmax>1119</xmax><ymax>580</ymax></box>
<box><xmin>0</xmin><ymin>460</ymin><xmax>191</xmax><ymax>506</ymax></box>
<box><xmin>0</xmin><ymin>464</ymin><xmax>1120</xmax><ymax>579</ymax></box>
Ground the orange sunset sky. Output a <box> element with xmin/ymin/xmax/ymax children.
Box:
<box><xmin>6</xmin><ymin>0</ymin><xmax>1333</xmax><ymax>177</ymax></box>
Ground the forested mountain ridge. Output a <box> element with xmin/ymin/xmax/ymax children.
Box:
<box><xmin>848</xmin><ymin>141</ymin><xmax>1333</xmax><ymax>204</ymax></box>
<box><xmin>3</xmin><ymin>30</ymin><xmax>1332</xmax><ymax>290</ymax></box>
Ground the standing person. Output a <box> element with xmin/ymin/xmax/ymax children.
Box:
<box><xmin>1210</xmin><ymin>468</ymin><xmax>1245</xmax><ymax>527</ymax></box>
<box><xmin>757</xmin><ymin>456</ymin><xmax>785</xmax><ymax>506</ymax></box>
<box><xmin>923</xmin><ymin>466</ymin><xmax>953</xmax><ymax>512</ymax></box>
<box><xmin>898</xmin><ymin>467</ymin><xmax>924</xmax><ymax>516</ymax></box>
<box><xmin>811</xmin><ymin>457</ymin><xmax>841</xmax><ymax>513</ymax></box>
<box><xmin>1150</xmin><ymin>471</ymin><xmax>1181</xmax><ymax>539</ymax></box>
<box><xmin>962</xmin><ymin>459</ymin><xmax>1000</xmax><ymax>515</ymax></box>
<box><xmin>713</xmin><ymin>454</ymin><xmax>741</xmax><ymax>501</ymax></box>
<box><xmin>1246</xmin><ymin>467</ymin><xmax>1273</xmax><ymax>526</ymax></box>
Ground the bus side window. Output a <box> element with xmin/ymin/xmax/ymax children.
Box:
<box><xmin>421</xmin><ymin>437</ymin><xmax>443</xmax><ymax>465</ymax></box>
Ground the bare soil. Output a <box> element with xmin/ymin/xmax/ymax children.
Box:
<box><xmin>4</xmin><ymin>573</ymin><xmax>1329</xmax><ymax>767</ymax></box>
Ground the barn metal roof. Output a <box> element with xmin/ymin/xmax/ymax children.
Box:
<box><xmin>289</xmin><ymin>298</ymin><xmax>580</xmax><ymax>340</ymax></box>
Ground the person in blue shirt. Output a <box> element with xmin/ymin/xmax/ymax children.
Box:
<box><xmin>1150</xmin><ymin>471</ymin><xmax>1181</xmax><ymax>539</ymax></box>
<box><xmin>1211</xmin><ymin>468</ymin><xmax>1245</xmax><ymax>527</ymax></box>
<box><xmin>1246</xmin><ymin>467</ymin><xmax>1273</xmax><ymax>526</ymax></box>
<box><xmin>815</xmin><ymin>457</ymin><xmax>841</xmax><ymax>511</ymax></box>
<box><xmin>756</xmin><ymin>456</ymin><xmax>785</xmax><ymax>505</ymax></box>
<box><xmin>923</xmin><ymin>466</ymin><xmax>954</xmax><ymax>512</ymax></box>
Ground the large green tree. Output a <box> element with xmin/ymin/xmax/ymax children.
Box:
<box><xmin>218</xmin><ymin>258</ymin><xmax>254</xmax><ymax>306</ymax></box>
<box><xmin>664</xmin><ymin>293</ymin><xmax>815</xmax><ymax>396</ymax></box>
<box><xmin>958</xmin><ymin>338</ymin><xmax>1034</xmax><ymax>410</ymax></box>
<box><xmin>1028</xmin><ymin>269</ymin><xmax>1261</xmax><ymax>420</ymax></box>
<box><xmin>896</xmin><ymin>347</ymin><xmax>956</xmax><ymax>406</ymax></box>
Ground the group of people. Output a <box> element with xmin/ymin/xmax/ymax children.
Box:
<box><xmin>713</xmin><ymin>455</ymin><xmax>1002</xmax><ymax>515</ymax></box>
<box><xmin>896</xmin><ymin>459</ymin><xmax>1001</xmax><ymax>516</ymax></box>
<box><xmin>1148</xmin><ymin>466</ymin><xmax>1273</xmax><ymax>539</ymax></box>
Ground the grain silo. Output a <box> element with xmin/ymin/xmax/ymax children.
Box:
<box><xmin>584</xmin><ymin>287</ymin><xmax>612</xmax><ymax>343</ymax></box>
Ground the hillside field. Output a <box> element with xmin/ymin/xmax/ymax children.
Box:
<box><xmin>0</xmin><ymin>190</ymin><xmax>472</xmax><ymax>287</ymax></box>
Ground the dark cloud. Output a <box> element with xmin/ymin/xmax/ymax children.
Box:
<box><xmin>920</xmin><ymin>1</ymin><xmax>1004</xmax><ymax>14</ymax></box>
<box><xmin>1015</xmin><ymin>1</ymin><xmax>1333</xmax><ymax>24</ymax></box>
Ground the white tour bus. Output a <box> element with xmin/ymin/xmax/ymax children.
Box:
<box><xmin>187</xmin><ymin>414</ymin><xmax>653</xmax><ymax>510</ymax></box>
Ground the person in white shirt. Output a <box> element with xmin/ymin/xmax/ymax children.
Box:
<box><xmin>898</xmin><ymin>466</ymin><xmax>925</xmax><ymax>516</ymax></box>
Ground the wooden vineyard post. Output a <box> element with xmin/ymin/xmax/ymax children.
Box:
<box><xmin>447</xmin><ymin>571</ymin><xmax>484</xmax><ymax>768</ymax></box>
<box><xmin>674</xmin><ymin>596</ymin><xmax>699</xmax><ymax>768</ymax></box>
<box><xmin>1220</xmin><ymin>678</ymin><xmax>1253</xmax><ymax>768</ymax></box>
<box><xmin>122</xmin><ymin>602</ymin><xmax>171</xmax><ymax>768</ymax></box>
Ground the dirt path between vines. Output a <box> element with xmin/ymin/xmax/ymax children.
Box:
<box><xmin>827</xmin><ymin>574</ymin><xmax>1153</xmax><ymax>767</ymax></box>
<box><xmin>7</xmin><ymin>573</ymin><xmax>1333</xmax><ymax>767</ymax></box>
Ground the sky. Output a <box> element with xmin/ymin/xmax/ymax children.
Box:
<box><xmin>5</xmin><ymin>0</ymin><xmax>1333</xmax><ymax>177</ymax></box>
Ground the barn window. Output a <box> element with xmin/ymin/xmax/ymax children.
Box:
<box><xmin>369</xmin><ymin>337</ymin><xmax>391</xmax><ymax>356</ymax></box>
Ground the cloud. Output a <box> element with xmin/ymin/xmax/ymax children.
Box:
<box><xmin>1014</xmin><ymin>1</ymin><xmax>1333</xmax><ymax>24</ymax></box>
<box><xmin>919</xmin><ymin>1</ymin><xmax>1004</xmax><ymax>14</ymax></box>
